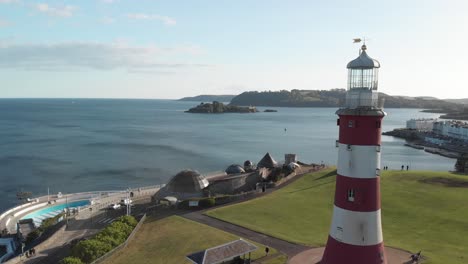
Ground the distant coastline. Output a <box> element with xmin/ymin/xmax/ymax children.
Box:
<box><xmin>179</xmin><ymin>89</ymin><xmax>463</xmax><ymax>110</ymax></box>
<box><xmin>178</xmin><ymin>95</ymin><xmax>236</xmax><ymax>103</ymax></box>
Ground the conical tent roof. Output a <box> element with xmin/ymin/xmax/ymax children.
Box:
<box><xmin>166</xmin><ymin>170</ymin><xmax>209</xmax><ymax>193</ymax></box>
<box><xmin>225</xmin><ymin>164</ymin><xmax>245</xmax><ymax>175</ymax></box>
<box><xmin>257</xmin><ymin>152</ymin><xmax>277</xmax><ymax>168</ymax></box>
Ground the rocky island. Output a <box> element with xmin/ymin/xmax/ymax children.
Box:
<box><xmin>185</xmin><ymin>101</ymin><xmax>258</xmax><ymax>113</ymax></box>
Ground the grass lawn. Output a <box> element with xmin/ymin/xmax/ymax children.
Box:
<box><xmin>102</xmin><ymin>215</ymin><xmax>284</xmax><ymax>264</ymax></box>
<box><xmin>206</xmin><ymin>168</ymin><xmax>468</xmax><ymax>264</ymax></box>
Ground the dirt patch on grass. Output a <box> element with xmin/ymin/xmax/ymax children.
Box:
<box><xmin>419</xmin><ymin>177</ymin><xmax>468</xmax><ymax>188</ymax></box>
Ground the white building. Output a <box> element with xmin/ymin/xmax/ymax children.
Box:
<box><xmin>406</xmin><ymin>118</ymin><xmax>436</xmax><ymax>131</ymax></box>
<box><xmin>433</xmin><ymin>120</ymin><xmax>468</xmax><ymax>142</ymax></box>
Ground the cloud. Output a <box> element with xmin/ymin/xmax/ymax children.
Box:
<box><xmin>35</xmin><ymin>3</ymin><xmax>77</xmax><ymax>17</ymax></box>
<box><xmin>0</xmin><ymin>0</ymin><xmax>19</xmax><ymax>3</ymax></box>
<box><xmin>126</xmin><ymin>13</ymin><xmax>176</xmax><ymax>25</ymax></box>
<box><xmin>100</xmin><ymin>0</ymin><xmax>116</xmax><ymax>3</ymax></box>
<box><xmin>0</xmin><ymin>41</ymin><xmax>207</xmax><ymax>72</ymax></box>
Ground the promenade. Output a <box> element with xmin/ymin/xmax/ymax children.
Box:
<box><xmin>0</xmin><ymin>185</ymin><xmax>162</xmax><ymax>264</ymax></box>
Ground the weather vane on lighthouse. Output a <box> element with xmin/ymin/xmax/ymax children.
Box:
<box><xmin>353</xmin><ymin>37</ymin><xmax>370</xmax><ymax>53</ymax></box>
<box><xmin>320</xmin><ymin>41</ymin><xmax>387</xmax><ymax>264</ymax></box>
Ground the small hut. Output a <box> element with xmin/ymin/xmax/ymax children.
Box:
<box><xmin>257</xmin><ymin>152</ymin><xmax>278</xmax><ymax>168</ymax></box>
<box><xmin>225</xmin><ymin>164</ymin><xmax>245</xmax><ymax>175</ymax></box>
<box><xmin>186</xmin><ymin>239</ymin><xmax>257</xmax><ymax>264</ymax></box>
<box><xmin>243</xmin><ymin>160</ymin><xmax>253</xmax><ymax>171</ymax></box>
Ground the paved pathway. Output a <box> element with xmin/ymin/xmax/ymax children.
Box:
<box><xmin>13</xmin><ymin>200</ymin><xmax>151</xmax><ymax>264</ymax></box>
<box><xmin>183</xmin><ymin>211</ymin><xmax>311</xmax><ymax>257</ymax></box>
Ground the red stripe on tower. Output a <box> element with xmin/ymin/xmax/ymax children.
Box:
<box><xmin>321</xmin><ymin>43</ymin><xmax>387</xmax><ymax>264</ymax></box>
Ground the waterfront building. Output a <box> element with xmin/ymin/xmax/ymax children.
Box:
<box><xmin>406</xmin><ymin>118</ymin><xmax>436</xmax><ymax>131</ymax></box>
<box><xmin>154</xmin><ymin>170</ymin><xmax>209</xmax><ymax>200</ymax></box>
<box><xmin>321</xmin><ymin>44</ymin><xmax>386</xmax><ymax>263</ymax></box>
<box><xmin>433</xmin><ymin>120</ymin><xmax>468</xmax><ymax>142</ymax></box>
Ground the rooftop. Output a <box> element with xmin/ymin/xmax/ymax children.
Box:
<box><xmin>186</xmin><ymin>239</ymin><xmax>258</xmax><ymax>264</ymax></box>
<box><xmin>347</xmin><ymin>45</ymin><xmax>380</xmax><ymax>69</ymax></box>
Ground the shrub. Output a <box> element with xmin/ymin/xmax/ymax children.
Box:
<box><xmin>108</xmin><ymin>221</ymin><xmax>134</xmax><ymax>236</ymax></box>
<box><xmin>71</xmin><ymin>239</ymin><xmax>113</xmax><ymax>263</ymax></box>
<box><xmin>94</xmin><ymin>234</ymin><xmax>122</xmax><ymax>248</ymax></box>
<box><xmin>115</xmin><ymin>215</ymin><xmax>137</xmax><ymax>228</ymax></box>
<box><xmin>177</xmin><ymin>200</ymin><xmax>190</xmax><ymax>209</ymax></box>
<box><xmin>199</xmin><ymin>197</ymin><xmax>215</xmax><ymax>208</ymax></box>
<box><xmin>59</xmin><ymin>256</ymin><xmax>84</xmax><ymax>264</ymax></box>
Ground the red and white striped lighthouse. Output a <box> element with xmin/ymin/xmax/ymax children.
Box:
<box><xmin>321</xmin><ymin>44</ymin><xmax>387</xmax><ymax>264</ymax></box>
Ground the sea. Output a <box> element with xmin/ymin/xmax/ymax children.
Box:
<box><xmin>0</xmin><ymin>99</ymin><xmax>454</xmax><ymax>211</ymax></box>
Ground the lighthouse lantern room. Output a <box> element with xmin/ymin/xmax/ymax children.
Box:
<box><xmin>321</xmin><ymin>44</ymin><xmax>387</xmax><ymax>264</ymax></box>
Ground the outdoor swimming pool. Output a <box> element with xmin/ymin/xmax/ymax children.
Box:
<box><xmin>21</xmin><ymin>200</ymin><xmax>90</xmax><ymax>226</ymax></box>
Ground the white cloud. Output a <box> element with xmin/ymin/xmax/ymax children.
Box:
<box><xmin>0</xmin><ymin>0</ymin><xmax>19</xmax><ymax>3</ymax></box>
<box><xmin>126</xmin><ymin>13</ymin><xmax>176</xmax><ymax>26</ymax></box>
<box><xmin>35</xmin><ymin>3</ymin><xmax>77</xmax><ymax>17</ymax></box>
<box><xmin>0</xmin><ymin>41</ymin><xmax>206</xmax><ymax>72</ymax></box>
<box><xmin>100</xmin><ymin>0</ymin><xmax>116</xmax><ymax>3</ymax></box>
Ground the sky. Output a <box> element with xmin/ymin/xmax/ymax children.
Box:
<box><xmin>1</xmin><ymin>0</ymin><xmax>467</xmax><ymax>99</ymax></box>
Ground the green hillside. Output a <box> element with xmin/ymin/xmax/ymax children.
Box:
<box><xmin>230</xmin><ymin>89</ymin><xmax>462</xmax><ymax>110</ymax></box>
<box><xmin>206</xmin><ymin>168</ymin><xmax>468</xmax><ymax>264</ymax></box>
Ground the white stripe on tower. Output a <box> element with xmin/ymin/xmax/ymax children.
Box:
<box><xmin>337</xmin><ymin>143</ymin><xmax>381</xmax><ymax>178</ymax></box>
<box><xmin>328</xmin><ymin>206</ymin><xmax>383</xmax><ymax>246</ymax></box>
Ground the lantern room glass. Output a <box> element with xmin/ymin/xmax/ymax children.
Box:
<box><xmin>347</xmin><ymin>68</ymin><xmax>379</xmax><ymax>90</ymax></box>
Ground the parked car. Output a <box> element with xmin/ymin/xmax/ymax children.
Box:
<box><xmin>120</xmin><ymin>199</ymin><xmax>132</xmax><ymax>206</ymax></box>
<box><xmin>109</xmin><ymin>203</ymin><xmax>121</xmax><ymax>210</ymax></box>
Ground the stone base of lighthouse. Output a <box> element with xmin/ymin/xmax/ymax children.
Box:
<box><xmin>289</xmin><ymin>246</ymin><xmax>411</xmax><ymax>264</ymax></box>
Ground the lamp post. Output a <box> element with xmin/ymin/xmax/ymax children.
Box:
<box><xmin>126</xmin><ymin>188</ymin><xmax>131</xmax><ymax>216</ymax></box>
<box><xmin>65</xmin><ymin>193</ymin><xmax>69</xmax><ymax>226</ymax></box>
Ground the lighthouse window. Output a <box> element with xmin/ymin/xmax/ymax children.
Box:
<box><xmin>347</xmin><ymin>189</ymin><xmax>355</xmax><ymax>202</ymax></box>
<box><xmin>348</xmin><ymin>120</ymin><xmax>354</xmax><ymax>128</ymax></box>
<box><xmin>337</xmin><ymin>119</ymin><xmax>340</xmax><ymax>126</ymax></box>
<box><xmin>376</xmin><ymin>121</ymin><xmax>381</xmax><ymax>128</ymax></box>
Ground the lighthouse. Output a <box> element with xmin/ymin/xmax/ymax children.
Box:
<box><xmin>321</xmin><ymin>44</ymin><xmax>387</xmax><ymax>264</ymax></box>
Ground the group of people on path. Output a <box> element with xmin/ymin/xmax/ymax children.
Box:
<box><xmin>25</xmin><ymin>248</ymin><xmax>36</xmax><ymax>258</ymax></box>
<box><xmin>381</xmin><ymin>165</ymin><xmax>410</xmax><ymax>171</ymax></box>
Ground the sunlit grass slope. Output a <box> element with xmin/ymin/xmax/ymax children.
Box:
<box><xmin>206</xmin><ymin>168</ymin><xmax>468</xmax><ymax>264</ymax></box>
<box><xmin>103</xmin><ymin>215</ymin><xmax>284</xmax><ymax>264</ymax></box>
